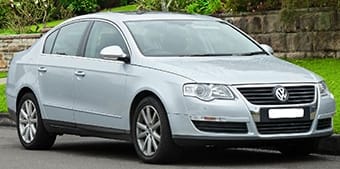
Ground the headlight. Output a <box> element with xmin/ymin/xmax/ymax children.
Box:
<box><xmin>318</xmin><ymin>81</ymin><xmax>329</xmax><ymax>96</ymax></box>
<box><xmin>183</xmin><ymin>83</ymin><xmax>234</xmax><ymax>101</ymax></box>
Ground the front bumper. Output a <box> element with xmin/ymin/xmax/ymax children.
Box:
<box><xmin>167</xmin><ymin>84</ymin><xmax>336</xmax><ymax>146</ymax></box>
<box><xmin>173</xmin><ymin>131</ymin><xmax>332</xmax><ymax>146</ymax></box>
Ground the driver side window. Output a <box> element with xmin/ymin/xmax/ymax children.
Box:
<box><xmin>85</xmin><ymin>21</ymin><xmax>128</xmax><ymax>58</ymax></box>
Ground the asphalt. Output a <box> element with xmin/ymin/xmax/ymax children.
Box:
<box><xmin>1</xmin><ymin>127</ymin><xmax>340</xmax><ymax>169</ymax></box>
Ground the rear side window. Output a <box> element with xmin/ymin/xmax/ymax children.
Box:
<box><xmin>52</xmin><ymin>22</ymin><xmax>89</xmax><ymax>56</ymax></box>
<box><xmin>43</xmin><ymin>30</ymin><xmax>59</xmax><ymax>54</ymax></box>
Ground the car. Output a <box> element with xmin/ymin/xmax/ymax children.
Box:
<box><xmin>6</xmin><ymin>12</ymin><xmax>336</xmax><ymax>163</ymax></box>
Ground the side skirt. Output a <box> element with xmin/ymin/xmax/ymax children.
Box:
<box><xmin>43</xmin><ymin>119</ymin><xmax>131</xmax><ymax>141</ymax></box>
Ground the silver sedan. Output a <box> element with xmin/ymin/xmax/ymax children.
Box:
<box><xmin>6</xmin><ymin>12</ymin><xmax>336</xmax><ymax>163</ymax></box>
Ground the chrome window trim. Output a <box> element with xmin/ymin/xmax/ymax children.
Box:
<box><xmin>40</xmin><ymin>20</ymin><xmax>91</xmax><ymax>56</ymax></box>
<box><xmin>40</xmin><ymin>18</ymin><xmax>132</xmax><ymax>61</ymax></box>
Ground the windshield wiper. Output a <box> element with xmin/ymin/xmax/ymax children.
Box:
<box><xmin>238</xmin><ymin>51</ymin><xmax>268</xmax><ymax>56</ymax></box>
<box><xmin>179</xmin><ymin>53</ymin><xmax>234</xmax><ymax>57</ymax></box>
<box><xmin>177</xmin><ymin>51</ymin><xmax>268</xmax><ymax>57</ymax></box>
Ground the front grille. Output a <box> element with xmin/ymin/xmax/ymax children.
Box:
<box><xmin>192</xmin><ymin>121</ymin><xmax>248</xmax><ymax>133</ymax></box>
<box><xmin>237</xmin><ymin>85</ymin><xmax>315</xmax><ymax>105</ymax></box>
<box><xmin>256</xmin><ymin>120</ymin><xmax>312</xmax><ymax>134</ymax></box>
<box><xmin>317</xmin><ymin>118</ymin><xmax>332</xmax><ymax>130</ymax></box>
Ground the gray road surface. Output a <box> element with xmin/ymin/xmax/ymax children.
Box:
<box><xmin>1</xmin><ymin>127</ymin><xmax>340</xmax><ymax>169</ymax></box>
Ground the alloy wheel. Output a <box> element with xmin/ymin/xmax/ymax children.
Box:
<box><xmin>19</xmin><ymin>99</ymin><xmax>38</xmax><ymax>144</ymax></box>
<box><xmin>136</xmin><ymin>105</ymin><xmax>161</xmax><ymax>156</ymax></box>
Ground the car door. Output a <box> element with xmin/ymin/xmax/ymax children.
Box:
<box><xmin>73</xmin><ymin>21</ymin><xmax>130</xmax><ymax>130</ymax></box>
<box><xmin>38</xmin><ymin>21</ymin><xmax>90</xmax><ymax>123</ymax></box>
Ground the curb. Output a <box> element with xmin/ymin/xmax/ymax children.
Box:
<box><xmin>0</xmin><ymin>114</ymin><xmax>339</xmax><ymax>155</ymax></box>
<box><xmin>0</xmin><ymin>114</ymin><xmax>16</xmax><ymax>127</ymax></box>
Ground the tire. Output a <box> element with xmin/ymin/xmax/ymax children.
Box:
<box><xmin>131</xmin><ymin>96</ymin><xmax>180</xmax><ymax>163</ymax></box>
<box><xmin>279</xmin><ymin>139</ymin><xmax>318</xmax><ymax>157</ymax></box>
<box><xmin>17</xmin><ymin>93</ymin><xmax>56</xmax><ymax>150</ymax></box>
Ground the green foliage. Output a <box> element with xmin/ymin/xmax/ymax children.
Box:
<box><xmin>136</xmin><ymin>0</ymin><xmax>160</xmax><ymax>11</ymax></box>
<box><xmin>136</xmin><ymin>0</ymin><xmax>194</xmax><ymax>12</ymax></box>
<box><xmin>0</xmin><ymin>4</ymin><xmax>136</xmax><ymax>35</ymax></box>
<box><xmin>61</xmin><ymin>0</ymin><xmax>98</xmax><ymax>15</ymax></box>
<box><xmin>0</xmin><ymin>0</ymin><xmax>11</xmax><ymax>28</ymax></box>
<box><xmin>119</xmin><ymin>0</ymin><xmax>134</xmax><ymax>6</ymax></box>
<box><xmin>186</xmin><ymin>0</ymin><xmax>221</xmax><ymax>15</ymax></box>
<box><xmin>1</xmin><ymin>0</ymin><xmax>73</xmax><ymax>33</ymax></box>
<box><xmin>220</xmin><ymin>0</ymin><xmax>339</xmax><ymax>13</ymax></box>
<box><xmin>223</xmin><ymin>0</ymin><xmax>281</xmax><ymax>13</ymax></box>
<box><xmin>7</xmin><ymin>0</ymin><xmax>58</xmax><ymax>33</ymax></box>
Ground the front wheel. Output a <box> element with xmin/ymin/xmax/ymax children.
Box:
<box><xmin>131</xmin><ymin>97</ymin><xmax>180</xmax><ymax>163</ymax></box>
<box><xmin>17</xmin><ymin>93</ymin><xmax>56</xmax><ymax>150</ymax></box>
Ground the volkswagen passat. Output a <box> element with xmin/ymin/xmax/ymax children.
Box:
<box><xmin>6</xmin><ymin>12</ymin><xmax>336</xmax><ymax>163</ymax></box>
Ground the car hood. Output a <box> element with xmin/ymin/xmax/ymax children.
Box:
<box><xmin>141</xmin><ymin>55</ymin><xmax>321</xmax><ymax>84</ymax></box>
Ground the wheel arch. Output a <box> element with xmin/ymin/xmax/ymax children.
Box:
<box><xmin>129</xmin><ymin>90</ymin><xmax>169</xmax><ymax>128</ymax></box>
<box><xmin>16</xmin><ymin>87</ymin><xmax>36</xmax><ymax>111</ymax></box>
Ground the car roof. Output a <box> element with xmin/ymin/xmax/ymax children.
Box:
<box><xmin>64</xmin><ymin>11</ymin><xmax>221</xmax><ymax>23</ymax></box>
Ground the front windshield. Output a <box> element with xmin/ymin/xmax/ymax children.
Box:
<box><xmin>125</xmin><ymin>20</ymin><xmax>265</xmax><ymax>57</ymax></box>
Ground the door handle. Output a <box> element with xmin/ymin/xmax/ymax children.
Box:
<box><xmin>38</xmin><ymin>67</ymin><xmax>47</xmax><ymax>73</ymax></box>
<box><xmin>74</xmin><ymin>70</ymin><xmax>86</xmax><ymax>77</ymax></box>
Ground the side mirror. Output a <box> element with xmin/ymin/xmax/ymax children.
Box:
<box><xmin>260</xmin><ymin>44</ymin><xmax>274</xmax><ymax>54</ymax></box>
<box><xmin>100</xmin><ymin>46</ymin><xmax>129</xmax><ymax>62</ymax></box>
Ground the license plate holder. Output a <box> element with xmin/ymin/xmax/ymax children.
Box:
<box><xmin>268</xmin><ymin>108</ymin><xmax>304</xmax><ymax>119</ymax></box>
<box><xmin>259</xmin><ymin>107</ymin><xmax>311</xmax><ymax>122</ymax></box>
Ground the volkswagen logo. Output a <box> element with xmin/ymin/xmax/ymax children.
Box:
<box><xmin>274</xmin><ymin>86</ymin><xmax>289</xmax><ymax>102</ymax></box>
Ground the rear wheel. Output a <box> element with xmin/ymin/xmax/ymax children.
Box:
<box><xmin>131</xmin><ymin>96</ymin><xmax>180</xmax><ymax>163</ymax></box>
<box><xmin>279</xmin><ymin>140</ymin><xmax>318</xmax><ymax>157</ymax></box>
<box><xmin>17</xmin><ymin>93</ymin><xmax>56</xmax><ymax>150</ymax></box>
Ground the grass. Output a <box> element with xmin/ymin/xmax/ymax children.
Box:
<box><xmin>0</xmin><ymin>20</ymin><xmax>64</xmax><ymax>35</ymax></box>
<box><xmin>105</xmin><ymin>4</ymin><xmax>137</xmax><ymax>12</ymax></box>
<box><xmin>0</xmin><ymin>4</ymin><xmax>138</xmax><ymax>35</ymax></box>
<box><xmin>0</xmin><ymin>84</ymin><xmax>7</xmax><ymax>113</ymax></box>
<box><xmin>0</xmin><ymin>72</ymin><xmax>7</xmax><ymax>79</ymax></box>
<box><xmin>287</xmin><ymin>59</ymin><xmax>340</xmax><ymax>133</ymax></box>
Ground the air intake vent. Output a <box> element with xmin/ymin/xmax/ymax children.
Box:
<box><xmin>256</xmin><ymin>120</ymin><xmax>312</xmax><ymax>134</ymax></box>
<box><xmin>192</xmin><ymin>121</ymin><xmax>248</xmax><ymax>133</ymax></box>
<box><xmin>238</xmin><ymin>86</ymin><xmax>315</xmax><ymax>105</ymax></box>
<box><xmin>317</xmin><ymin>118</ymin><xmax>332</xmax><ymax>130</ymax></box>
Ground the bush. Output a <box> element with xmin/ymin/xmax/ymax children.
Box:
<box><xmin>186</xmin><ymin>0</ymin><xmax>222</xmax><ymax>15</ymax></box>
<box><xmin>61</xmin><ymin>0</ymin><xmax>98</xmax><ymax>15</ymax></box>
<box><xmin>136</xmin><ymin>0</ymin><xmax>194</xmax><ymax>12</ymax></box>
<box><xmin>223</xmin><ymin>0</ymin><xmax>281</xmax><ymax>13</ymax></box>
<box><xmin>224</xmin><ymin>0</ymin><xmax>339</xmax><ymax>13</ymax></box>
<box><xmin>7</xmin><ymin>0</ymin><xmax>57</xmax><ymax>33</ymax></box>
<box><xmin>0</xmin><ymin>0</ymin><xmax>11</xmax><ymax>28</ymax></box>
<box><xmin>5</xmin><ymin>0</ymin><xmax>73</xmax><ymax>33</ymax></box>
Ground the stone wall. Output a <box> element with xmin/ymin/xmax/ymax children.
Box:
<box><xmin>218</xmin><ymin>8</ymin><xmax>340</xmax><ymax>58</ymax></box>
<box><xmin>0</xmin><ymin>34</ymin><xmax>41</xmax><ymax>70</ymax></box>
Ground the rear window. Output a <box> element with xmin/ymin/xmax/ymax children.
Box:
<box><xmin>52</xmin><ymin>22</ymin><xmax>89</xmax><ymax>56</ymax></box>
<box><xmin>43</xmin><ymin>30</ymin><xmax>59</xmax><ymax>54</ymax></box>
